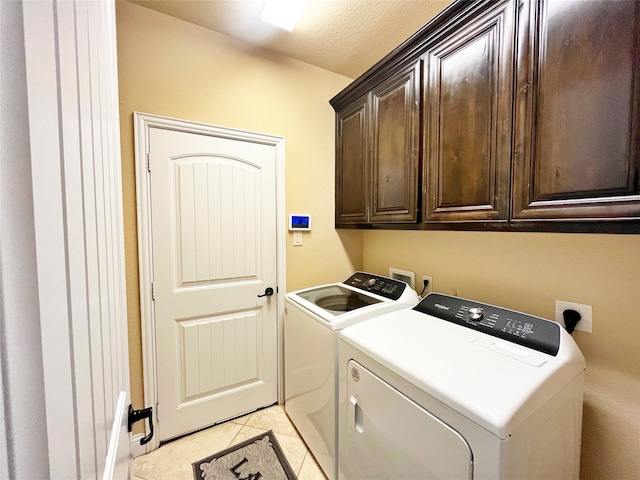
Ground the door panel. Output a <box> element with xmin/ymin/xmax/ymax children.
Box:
<box><xmin>513</xmin><ymin>0</ymin><xmax>640</xmax><ymax>219</ymax></box>
<box><xmin>371</xmin><ymin>61</ymin><xmax>420</xmax><ymax>223</ymax></box>
<box><xmin>336</xmin><ymin>96</ymin><xmax>369</xmax><ymax>224</ymax></box>
<box><xmin>173</xmin><ymin>157</ymin><xmax>260</xmax><ymax>287</ymax></box>
<box><xmin>179</xmin><ymin>311</ymin><xmax>260</xmax><ymax>400</ymax></box>
<box><xmin>424</xmin><ymin>0</ymin><xmax>515</xmax><ymax>222</ymax></box>
<box><xmin>150</xmin><ymin>127</ymin><xmax>278</xmax><ymax>441</ymax></box>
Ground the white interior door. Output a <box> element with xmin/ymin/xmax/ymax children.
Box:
<box><xmin>149</xmin><ymin>125</ymin><xmax>279</xmax><ymax>441</ymax></box>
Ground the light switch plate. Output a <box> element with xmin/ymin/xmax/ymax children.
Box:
<box><xmin>293</xmin><ymin>231</ymin><xmax>303</xmax><ymax>246</ymax></box>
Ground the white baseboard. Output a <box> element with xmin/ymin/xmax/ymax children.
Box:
<box><xmin>131</xmin><ymin>434</ymin><xmax>147</xmax><ymax>458</ymax></box>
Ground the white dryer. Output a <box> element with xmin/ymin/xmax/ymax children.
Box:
<box><xmin>339</xmin><ymin>293</ymin><xmax>585</xmax><ymax>480</ymax></box>
<box><xmin>285</xmin><ymin>272</ymin><xmax>419</xmax><ymax>480</ymax></box>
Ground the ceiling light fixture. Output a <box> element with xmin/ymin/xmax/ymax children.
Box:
<box><xmin>261</xmin><ymin>0</ymin><xmax>308</xmax><ymax>32</ymax></box>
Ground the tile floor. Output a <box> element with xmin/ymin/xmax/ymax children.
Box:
<box><xmin>133</xmin><ymin>404</ymin><xmax>327</xmax><ymax>480</ymax></box>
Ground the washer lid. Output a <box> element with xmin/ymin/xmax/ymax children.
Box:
<box><xmin>340</xmin><ymin>300</ymin><xmax>585</xmax><ymax>439</ymax></box>
<box><xmin>286</xmin><ymin>272</ymin><xmax>419</xmax><ymax>326</ymax></box>
<box><xmin>287</xmin><ymin>284</ymin><xmax>415</xmax><ymax>331</ymax></box>
<box><xmin>296</xmin><ymin>284</ymin><xmax>383</xmax><ymax>316</ymax></box>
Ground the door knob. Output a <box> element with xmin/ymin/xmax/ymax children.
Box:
<box><xmin>257</xmin><ymin>287</ymin><xmax>274</xmax><ymax>298</ymax></box>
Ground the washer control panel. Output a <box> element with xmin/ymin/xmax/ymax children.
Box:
<box><xmin>344</xmin><ymin>272</ymin><xmax>407</xmax><ymax>301</ymax></box>
<box><xmin>414</xmin><ymin>293</ymin><xmax>560</xmax><ymax>356</ymax></box>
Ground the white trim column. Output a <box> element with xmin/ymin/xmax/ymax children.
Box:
<box><xmin>0</xmin><ymin>1</ymin><xmax>49</xmax><ymax>478</ymax></box>
<box><xmin>1</xmin><ymin>0</ymin><xmax>130</xmax><ymax>478</ymax></box>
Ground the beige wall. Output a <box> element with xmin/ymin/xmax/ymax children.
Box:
<box><xmin>116</xmin><ymin>1</ymin><xmax>362</xmax><ymax>427</ymax></box>
<box><xmin>363</xmin><ymin>229</ymin><xmax>640</xmax><ymax>479</ymax></box>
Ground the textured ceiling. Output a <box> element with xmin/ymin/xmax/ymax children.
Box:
<box><xmin>128</xmin><ymin>0</ymin><xmax>455</xmax><ymax>79</ymax></box>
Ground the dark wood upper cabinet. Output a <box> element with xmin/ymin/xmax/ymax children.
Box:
<box><xmin>335</xmin><ymin>95</ymin><xmax>368</xmax><ymax>225</ymax></box>
<box><xmin>424</xmin><ymin>0</ymin><xmax>515</xmax><ymax>222</ymax></box>
<box><xmin>512</xmin><ymin>0</ymin><xmax>640</xmax><ymax>220</ymax></box>
<box><xmin>331</xmin><ymin>0</ymin><xmax>640</xmax><ymax>231</ymax></box>
<box><xmin>371</xmin><ymin>62</ymin><xmax>420</xmax><ymax>223</ymax></box>
<box><xmin>334</xmin><ymin>61</ymin><xmax>421</xmax><ymax>226</ymax></box>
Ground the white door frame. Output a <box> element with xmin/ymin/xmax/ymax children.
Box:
<box><xmin>134</xmin><ymin>112</ymin><xmax>287</xmax><ymax>451</ymax></box>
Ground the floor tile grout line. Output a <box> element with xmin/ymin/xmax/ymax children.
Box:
<box><xmin>228</xmin><ymin>424</ymin><xmax>267</xmax><ymax>449</ymax></box>
<box><xmin>296</xmin><ymin>451</ymin><xmax>309</xmax><ymax>476</ymax></box>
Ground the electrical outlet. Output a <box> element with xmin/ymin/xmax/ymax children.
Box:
<box><xmin>422</xmin><ymin>275</ymin><xmax>433</xmax><ymax>295</ymax></box>
<box><xmin>555</xmin><ymin>300</ymin><xmax>592</xmax><ymax>334</ymax></box>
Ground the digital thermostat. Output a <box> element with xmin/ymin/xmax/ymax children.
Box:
<box><xmin>289</xmin><ymin>214</ymin><xmax>311</xmax><ymax>231</ymax></box>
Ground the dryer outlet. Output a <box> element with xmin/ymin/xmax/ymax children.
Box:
<box><xmin>422</xmin><ymin>275</ymin><xmax>433</xmax><ymax>295</ymax></box>
<box><xmin>555</xmin><ymin>300</ymin><xmax>592</xmax><ymax>334</ymax></box>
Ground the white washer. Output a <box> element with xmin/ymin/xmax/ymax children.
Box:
<box><xmin>285</xmin><ymin>272</ymin><xmax>419</xmax><ymax>480</ymax></box>
<box><xmin>339</xmin><ymin>293</ymin><xmax>586</xmax><ymax>480</ymax></box>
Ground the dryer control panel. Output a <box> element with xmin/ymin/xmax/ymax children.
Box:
<box><xmin>414</xmin><ymin>293</ymin><xmax>561</xmax><ymax>356</ymax></box>
<box><xmin>344</xmin><ymin>272</ymin><xmax>407</xmax><ymax>301</ymax></box>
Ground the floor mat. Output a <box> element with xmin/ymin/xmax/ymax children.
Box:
<box><xmin>193</xmin><ymin>430</ymin><xmax>297</xmax><ymax>479</ymax></box>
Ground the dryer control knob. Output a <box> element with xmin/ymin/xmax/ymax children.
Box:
<box><xmin>468</xmin><ymin>307</ymin><xmax>484</xmax><ymax>321</ymax></box>
<box><xmin>367</xmin><ymin>278</ymin><xmax>376</xmax><ymax>287</ymax></box>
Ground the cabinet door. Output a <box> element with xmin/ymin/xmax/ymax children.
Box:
<box><xmin>513</xmin><ymin>0</ymin><xmax>640</xmax><ymax>221</ymax></box>
<box><xmin>424</xmin><ymin>0</ymin><xmax>515</xmax><ymax>222</ymax></box>
<box><xmin>336</xmin><ymin>96</ymin><xmax>369</xmax><ymax>225</ymax></box>
<box><xmin>370</xmin><ymin>61</ymin><xmax>420</xmax><ymax>223</ymax></box>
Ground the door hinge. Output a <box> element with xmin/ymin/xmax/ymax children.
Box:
<box><xmin>156</xmin><ymin>403</ymin><xmax>159</xmax><ymax>421</ymax></box>
<box><xmin>147</xmin><ymin>152</ymin><xmax>151</xmax><ymax>172</ymax></box>
<box><xmin>151</xmin><ymin>281</ymin><xmax>155</xmax><ymax>301</ymax></box>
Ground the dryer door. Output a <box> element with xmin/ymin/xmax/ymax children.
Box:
<box><xmin>343</xmin><ymin>360</ymin><xmax>473</xmax><ymax>479</ymax></box>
